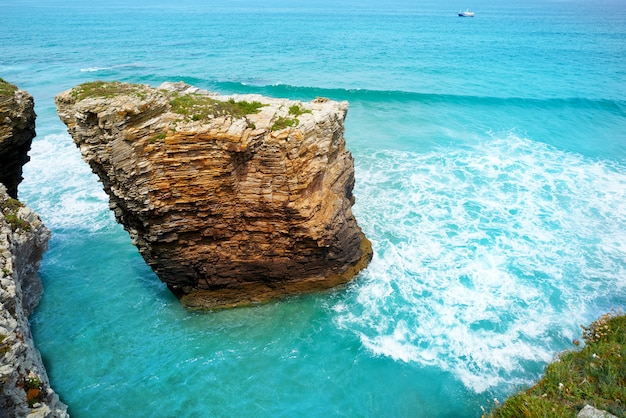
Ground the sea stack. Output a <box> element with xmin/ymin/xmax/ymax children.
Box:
<box><xmin>55</xmin><ymin>81</ymin><xmax>372</xmax><ymax>309</ymax></box>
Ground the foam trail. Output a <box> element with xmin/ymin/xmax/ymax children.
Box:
<box><xmin>336</xmin><ymin>133</ymin><xmax>626</xmax><ymax>393</ymax></box>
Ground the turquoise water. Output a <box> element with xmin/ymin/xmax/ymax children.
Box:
<box><xmin>2</xmin><ymin>0</ymin><xmax>626</xmax><ymax>416</ymax></box>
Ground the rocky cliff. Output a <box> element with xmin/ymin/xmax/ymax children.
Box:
<box><xmin>0</xmin><ymin>78</ymin><xmax>36</xmax><ymax>199</ymax></box>
<box><xmin>56</xmin><ymin>81</ymin><xmax>372</xmax><ymax>309</ymax></box>
<box><xmin>0</xmin><ymin>183</ymin><xmax>68</xmax><ymax>417</ymax></box>
<box><xmin>0</xmin><ymin>79</ymin><xmax>68</xmax><ymax>417</ymax></box>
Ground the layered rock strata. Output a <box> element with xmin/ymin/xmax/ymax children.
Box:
<box><xmin>0</xmin><ymin>78</ymin><xmax>36</xmax><ymax>199</ymax></box>
<box><xmin>56</xmin><ymin>81</ymin><xmax>372</xmax><ymax>309</ymax></box>
<box><xmin>0</xmin><ymin>184</ymin><xmax>68</xmax><ymax>417</ymax></box>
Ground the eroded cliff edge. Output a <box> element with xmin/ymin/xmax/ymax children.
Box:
<box><xmin>0</xmin><ymin>79</ymin><xmax>68</xmax><ymax>417</ymax></box>
<box><xmin>56</xmin><ymin>81</ymin><xmax>372</xmax><ymax>310</ymax></box>
<box><xmin>0</xmin><ymin>78</ymin><xmax>36</xmax><ymax>199</ymax></box>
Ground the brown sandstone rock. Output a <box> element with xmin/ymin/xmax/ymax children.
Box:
<box><xmin>0</xmin><ymin>79</ymin><xmax>36</xmax><ymax>198</ymax></box>
<box><xmin>55</xmin><ymin>81</ymin><xmax>372</xmax><ymax>309</ymax></box>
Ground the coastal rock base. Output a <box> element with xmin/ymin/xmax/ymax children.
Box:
<box><xmin>0</xmin><ymin>184</ymin><xmax>68</xmax><ymax>418</ymax></box>
<box><xmin>56</xmin><ymin>81</ymin><xmax>372</xmax><ymax>309</ymax></box>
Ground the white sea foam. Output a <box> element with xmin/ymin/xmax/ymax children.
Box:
<box><xmin>21</xmin><ymin>133</ymin><xmax>113</xmax><ymax>232</ymax></box>
<box><xmin>337</xmin><ymin>133</ymin><xmax>626</xmax><ymax>393</ymax></box>
<box><xmin>79</xmin><ymin>63</ymin><xmax>144</xmax><ymax>73</ymax></box>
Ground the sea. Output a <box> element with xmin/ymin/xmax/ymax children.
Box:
<box><xmin>2</xmin><ymin>0</ymin><xmax>625</xmax><ymax>416</ymax></box>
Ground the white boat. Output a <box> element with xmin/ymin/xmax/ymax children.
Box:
<box><xmin>458</xmin><ymin>9</ymin><xmax>475</xmax><ymax>17</ymax></box>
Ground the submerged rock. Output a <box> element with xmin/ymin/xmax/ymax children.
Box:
<box><xmin>0</xmin><ymin>78</ymin><xmax>36</xmax><ymax>199</ymax></box>
<box><xmin>56</xmin><ymin>81</ymin><xmax>372</xmax><ymax>309</ymax></box>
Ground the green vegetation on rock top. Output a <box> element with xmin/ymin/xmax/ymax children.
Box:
<box><xmin>487</xmin><ymin>312</ymin><xmax>626</xmax><ymax>418</ymax></box>
<box><xmin>271</xmin><ymin>103</ymin><xmax>313</xmax><ymax>131</ymax></box>
<box><xmin>288</xmin><ymin>104</ymin><xmax>312</xmax><ymax>118</ymax></box>
<box><xmin>0</xmin><ymin>197</ymin><xmax>30</xmax><ymax>232</ymax></box>
<box><xmin>70</xmin><ymin>81</ymin><xmax>149</xmax><ymax>101</ymax></box>
<box><xmin>0</xmin><ymin>78</ymin><xmax>18</xmax><ymax>96</ymax></box>
<box><xmin>169</xmin><ymin>93</ymin><xmax>266</xmax><ymax>121</ymax></box>
<box><xmin>69</xmin><ymin>81</ymin><xmax>267</xmax><ymax>122</ymax></box>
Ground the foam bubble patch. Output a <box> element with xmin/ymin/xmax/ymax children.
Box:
<box><xmin>337</xmin><ymin>133</ymin><xmax>626</xmax><ymax>393</ymax></box>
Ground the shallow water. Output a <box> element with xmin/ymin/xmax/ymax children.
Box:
<box><xmin>2</xmin><ymin>0</ymin><xmax>626</xmax><ymax>416</ymax></box>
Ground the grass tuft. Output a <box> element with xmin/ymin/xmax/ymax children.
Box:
<box><xmin>1</xmin><ymin>198</ymin><xmax>30</xmax><ymax>232</ymax></box>
<box><xmin>271</xmin><ymin>116</ymin><xmax>298</xmax><ymax>131</ymax></box>
<box><xmin>150</xmin><ymin>132</ymin><xmax>167</xmax><ymax>144</ymax></box>
<box><xmin>0</xmin><ymin>78</ymin><xmax>18</xmax><ymax>96</ymax></box>
<box><xmin>288</xmin><ymin>104</ymin><xmax>312</xmax><ymax>118</ymax></box>
<box><xmin>169</xmin><ymin>93</ymin><xmax>265</xmax><ymax>121</ymax></box>
<box><xmin>270</xmin><ymin>103</ymin><xmax>312</xmax><ymax>131</ymax></box>
<box><xmin>24</xmin><ymin>374</ymin><xmax>43</xmax><ymax>407</ymax></box>
<box><xmin>487</xmin><ymin>311</ymin><xmax>626</xmax><ymax>418</ymax></box>
<box><xmin>70</xmin><ymin>81</ymin><xmax>149</xmax><ymax>101</ymax></box>
<box><xmin>0</xmin><ymin>334</ymin><xmax>11</xmax><ymax>356</ymax></box>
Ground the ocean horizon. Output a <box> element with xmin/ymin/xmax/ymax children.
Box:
<box><xmin>2</xmin><ymin>0</ymin><xmax>625</xmax><ymax>416</ymax></box>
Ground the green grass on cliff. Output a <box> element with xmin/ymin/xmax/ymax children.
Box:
<box><xmin>0</xmin><ymin>197</ymin><xmax>31</xmax><ymax>232</ymax></box>
<box><xmin>169</xmin><ymin>92</ymin><xmax>265</xmax><ymax>121</ymax></box>
<box><xmin>70</xmin><ymin>81</ymin><xmax>149</xmax><ymax>101</ymax></box>
<box><xmin>487</xmin><ymin>312</ymin><xmax>626</xmax><ymax>418</ymax></box>
<box><xmin>270</xmin><ymin>103</ymin><xmax>312</xmax><ymax>131</ymax></box>
<box><xmin>0</xmin><ymin>78</ymin><xmax>18</xmax><ymax>96</ymax></box>
<box><xmin>70</xmin><ymin>81</ymin><xmax>266</xmax><ymax>122</ymax></box>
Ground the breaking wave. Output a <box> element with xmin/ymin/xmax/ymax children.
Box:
<box><xmin>21</xmin><ymin>133</ymin><xmax>113</xmax><ymax>233</ymax></box>
<box><xmin>336</xmin><ymin>132</ymin><xmax>626</xmax><ymax>393</ymax></box>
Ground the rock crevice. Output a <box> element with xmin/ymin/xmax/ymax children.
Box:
<box><xmin>56</xmin><ymin>81</ymin><xmax>372</xmax><ymax>309</ymax></box>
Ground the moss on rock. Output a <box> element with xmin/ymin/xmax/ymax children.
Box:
<box><xmin>0</xmin><ymin>78</ymin><xmax>18</xmax><ymax>96</ymax></box>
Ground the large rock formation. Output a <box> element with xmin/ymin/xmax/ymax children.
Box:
<box><xmin>56</xmin><ymin>81</ymin><xmax>372</xmax><ymax>309</ymax></box>
<box><xmin>0</xmin><ymin>78</ymin><xmax>36</xmax><ymax>199</ymax></box>
<box><xmin>0</xmin><ymin>79</ymin><xmax>68</xmax><ymax>417</ymax></box>
<box><xmin>0</xmin><ymin>184</ymin><xmax>68</xmax><ymax>417</ymax></box>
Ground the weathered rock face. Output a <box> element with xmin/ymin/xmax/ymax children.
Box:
<box><xmin>0</xmin><ymin>184</ymin><xmax>69</xmax><ymax>418</ymax></box>
<box><xmin>56</xmin><ymin>81</ymin><xmax>372</xmax><ymax>309</ymax></box>
<box><xmin>0</xmin><ymin>80</ymin><xmax>67</xmax><ymax>417</ymax></box>
<box><xmin>0</xmin><ymin>78</ymin><xmax>36</xmax><ymax>199</ymax></box>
